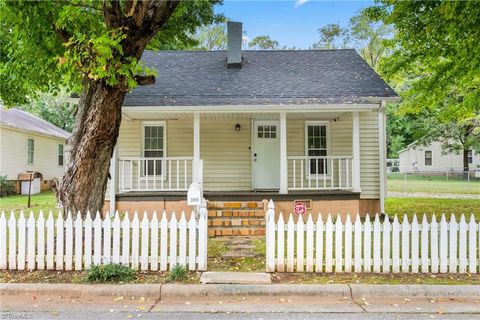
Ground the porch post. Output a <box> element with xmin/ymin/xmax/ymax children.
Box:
<box><xmin>378</xmin><ymin>101</ymin><xmax>387</xmax><ymax>213</ymax></box>
<box><xmin>279</xmin><ymin>112</ymin><xmax>288</xmax><ymax>194</ymax></box>
<box><xmin>109</xmin><ymin>143</ymin><xmax>118</xmax><ymax>216</ymax></box>
<box><xmin>193</xmin><ymin>112</ymin><xmax>201</xmax><ymax>183</ymax></box>
<box><xmin>352</xmin><ymin>112</ymin><xmax>361</xmax><ymax>192</ymax></box>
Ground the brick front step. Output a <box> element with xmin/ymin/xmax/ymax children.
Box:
<box><xmin>207</xmin><ymin>201</ymin><xmax>264</xmax><ymax>210</ymax></box>
<box><xmin>208</xmin><ymin>228</ymin><xmax>266</xmax><ymax>237</ymax></box>
<box><xmin>208</xmin><ymin>210</ymin><xmax>265</xmax><ymax>218</ymax></box>
<box><xmin>208</xmin><ymin>218</ymin><xmax>265</xmax><ymax>227</ymax></box>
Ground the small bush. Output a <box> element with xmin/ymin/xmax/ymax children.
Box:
<box><xmin>85</xmin><ymin>263</ymin><xmax>136</xmax><ymax>283</ymax></box>
<box><xmin>0</xmin><ymin>175</ymin><xmax>16</xmax><ymax>197</ymax></box>
<box><xmin>166</xmin><ymin>264</ymin><xmax>187</xmax><ymax>283</ymax></box>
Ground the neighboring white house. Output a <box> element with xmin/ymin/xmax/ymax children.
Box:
<box><xmin>398</xmin><ymin>140</ymin><xmax>479</xmax><ymax>173</ymax></box>
<box><xmin>0</xmin><ymin>107</ymin><xmax>70</xmax><ymax>192</ymax></box>
<box><xmin>106</xmin><ymin>21</ymin><xmax>399</xmax><ymax>221</ymax></box>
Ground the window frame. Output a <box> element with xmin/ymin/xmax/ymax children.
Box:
<box><xmin>27</xmin><ymin>138</ymin><xmax>34</xmax><ymax>164</ymax></box>
<box><xmin>58</xmin><ymin>144</ymin><xmax>64</xmax><ymax>166</ymax></box>
<box><xmin>467</xmin><ymin>150</ymin><xmax>473</xmax><ymax>164</ymax></box>
<box><xmin>141</xmin><ymin>121</ymin><xmax>167</xmax><ymax>178</ymax></box>
<box><xmin>304</xmin><ymin>121</ymin><xmax>331</xmax><ymax>178</ymax></box>
<box><xmin>424</xmin><ymin>150</ymin><xmax>432</xmax><ymax>166</ymax></box>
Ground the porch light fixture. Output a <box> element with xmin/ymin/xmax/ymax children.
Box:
<box><xmin>235</xmin><ymin>123</ymin><xmax>241</xmax><ymax>131</ymax></box>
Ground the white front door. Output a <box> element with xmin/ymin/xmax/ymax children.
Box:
<box><xmin>253</xmin><ymin>121</ymin><xmax>280</xmax><ymax>190</ymax></box>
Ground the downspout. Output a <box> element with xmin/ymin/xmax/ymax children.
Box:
<box><xmin>378</xmin><ymin>101</ymin><xmax>387</xmax><ymax>213</ymax></box>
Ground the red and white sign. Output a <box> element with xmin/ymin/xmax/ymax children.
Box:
<box><xmin>294</xmin><ymin>202</ymin><xmax>307</xmax><ymax>215</ymax></box>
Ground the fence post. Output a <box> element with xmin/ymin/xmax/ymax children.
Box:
<box><xmin>197</xmin><ymin>200</ymin><xmax>208</xmax><ymax>271</ymax></box>
<box><xmin>266</xmin><ymin>200</ymin><xmax>276</xmax><ymax>272</ymax></box>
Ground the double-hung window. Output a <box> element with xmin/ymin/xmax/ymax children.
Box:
<box><xmin>305</xmin><ymin>122</ymin><xmax>328</xmax><ymax>175</ymax></box>
<box><xmin>424</xmin><ymin>151</ymin><xmax>432</xmax><ymax>166</ymax></box>
<box><xmin>143</xmin><ymin>122</ymin><xmax>165</xmax><ymax>176</ymax></box>
<box><xmin>27</xmin><ymin>139</ymin><xmax>34</xmax><ymax>164</ymax></box>
<box><xmin>468</xmin><ymin>150</ymin><xmax>473</xmax><ymax>164</ymax></box>
<box><xmin>58</xmin><ymin>144</ymin><xmax>64</xmax><ymax>166</ymax></box>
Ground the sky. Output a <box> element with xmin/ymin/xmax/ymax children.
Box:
<box><xmin>214</xmin><ymin>0</ymin><xmax>374</xmax><ymax>49</ymax></box>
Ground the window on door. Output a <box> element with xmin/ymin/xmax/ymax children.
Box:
<box><xmin>306</xmin><ymin>122</ymin><xmax>328</xmax><ymax>175</ymax></box>
<box><xmin>143</xmin><ymin>124</ymin><xmax>165</xmax><ymax>176</ymax></box>
<box><xmin>257</xmin><ymin>125</ymin><xmax>277</xmax><ymax>139</ymax></box>
<box><xmin>27</xmin><ymin>139</ymin><xmax>34</xmax><ymax>164</ymax></box>
<box><xmin>425</xmin><ymin>151</ymin><xmax>432</xmax><ymax>166</ymax></box>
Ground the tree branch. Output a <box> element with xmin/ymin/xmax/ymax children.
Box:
<box><xmin>135</xmin><ymin>75</ymin><xmax>155</xmax><ymax>86</ymax></box>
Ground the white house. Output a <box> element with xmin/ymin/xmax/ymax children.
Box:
<box><xmin>105</xmin><ymin>22</ymin><xmax>398</xmax><ymax>234</ymax></box>
<box><xmin>398</xmin><ymin>140</ymin><xmax>479</xmax><ymax>173</ymax></box>
<box><xmin>0</xmin><ymin>107</ymin><xmax>70</xmax><ymax>192</ymax></box>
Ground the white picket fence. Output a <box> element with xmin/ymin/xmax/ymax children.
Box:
<box><xmin>0</xmin><ymin>209</ymin><xmax>208</xmax><ymax>271</ymax></box>
<box><xmin>265</xmin><ymin>201</ymin><xmax>480</xmax><ymax>273</ymax></box>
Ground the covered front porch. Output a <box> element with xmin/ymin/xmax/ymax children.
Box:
<box><xmin>109</xmin><ymin>104</ymin><xmax>383</xmax><ymax>202</ymax></box>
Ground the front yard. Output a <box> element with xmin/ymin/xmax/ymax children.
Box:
<box><xmin>0</xmin><ymin>191</ymin><xmax>59</xmax><ymax>217</ymax></box>
<box><xmin>387</xmin><ymin>173</ymin><xmax>480</xmax><ymax>194</ymax></box>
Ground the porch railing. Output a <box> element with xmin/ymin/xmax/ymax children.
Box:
<box><xmin>288</xmin><ymin>156</ymin><xmax>353</xmax><ymax>190</ymax></box>
<box><xmin>119</xmin><ymin>157</ymin><xmax>194</xmax><ymax>193</ymax></box>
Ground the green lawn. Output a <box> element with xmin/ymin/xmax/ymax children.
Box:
<box><xmin>385</xmin><ymin>197</ymin><xmax>480</xmax><ymax>222</ymax></box>
<box><xmin>387</xmin><ymin>173</ymin><xmax>480</xmax><ymax>194</ymax></box>
<box><xmin>0</xmin><ymin>191</ymin><xmax>60</xmax><ymax>217</ymax></box>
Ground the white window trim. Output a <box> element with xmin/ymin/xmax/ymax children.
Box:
<box><xmin>26</xmin><ymin>138</ymin><xmax>34</xmax><ymax>165</ymax></box>
<box><xmin>58</xmin><ymin>144</ymin><xmax>64</xmax><ymax>167</ymax></box>
<box><xmin>304</xmin><ymin>121</ymin><xmax>331</xmax><ymax>179</ymax></box>
<box><xmin>424</xmin><ymin>150</ymin><xmax>432</xmax><ymax>166</ymax></box>
<box><xmin>141</xmin><ymin>121</ymin><xmax>167</xmax><ymax>179</ymax></box>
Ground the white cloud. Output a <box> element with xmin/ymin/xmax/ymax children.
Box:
<box><xmin>294</xmin><ymin>0</ymin><xmax>310</xmax><ymax>8</ymax></box>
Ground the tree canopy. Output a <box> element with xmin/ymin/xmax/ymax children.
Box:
<box><xmin>248</xmin><ymin>35</ymin><xmax>279</xmax><ymax>50</ymax></box>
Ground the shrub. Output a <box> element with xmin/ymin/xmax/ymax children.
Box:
<box><xmin>85</xmin><ymin>263</ymin><xmax>136</xmax><ymax>283</ymax></box>
<box><xmin>0</xmin><ymin>175</ymin><xmax>16</xmax><ymax>197</ymax></box>
<box><xmin>166</xmin><ymin>264</ymin><xmax>187</xmax><ymax>283</ymax></box>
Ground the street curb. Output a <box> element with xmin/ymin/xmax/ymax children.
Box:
<box><xmin>350</xmin><ymin>284</ymin><xmax>480</xmax><ymax>298</ymax></box>
<box><xmin>161</xmin><ymin>284</ymin><xmax>350</xmax><ymax>297</ymax></box>
<box><xmin>1</xmin><ymin>283</ymin><xmax>479</xmax><ymax>299</ymax></box>
<box><xmin>0</xmin><ymin>283</ymin><xmax>161</xmax><ymax>299</ymax></box>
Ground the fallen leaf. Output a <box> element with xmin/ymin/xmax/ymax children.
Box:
<box><xmin>185</xmin><ymin>301</ymin><xmax>191</xmax><ymax>305</ymax></box>
<box><xmin>109</xmin><ymin>309</ymin><xmax>114</xmax><ymax>313</ymax></box>
<box><xmin>139</xmin><ymin>297</ymin><xmax>145</xmax><ymax>302</ymax></box>
<box><xmin>114</xmin><ymin>296</ymin><xmax>125</xmax><ymax>301</ymax></box>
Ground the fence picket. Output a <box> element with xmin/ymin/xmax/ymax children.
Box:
<box><xmin>0</xmin><ymin>212</ymin><xmax>6</xmax><ymax>270</ymax></box>
<box><xmin>74</xmin><ymin>214</ymin><xmax>83</xmax><ymax>270</ymax></box>
<box><xmin>449</xmin><ymin>215</ymin><xmax>458</xmax><ymax>273</ymax></box>
<box><xmin>188</xmin><ymin>212</ymin><xmax>196</xmax><ymax>271</ymax></box>
<box><xmin>179</xmin><ymin>212</ymin><xmax>187</xmax><ymax>267</ymax></box>
<box><xmin>121</xmin><ymin>212</ymin><xmax>130</xmax><ymax>266</ymax></box>
<box><xmin>421</xmin><ymin>215</ymin><xmax>429</xmax><ymax>273</ymax></box>
<box><xmin>131</xmin><ymin>211</ymin><xmax>140</xmax><ymax>269</ymax></box>
<box><xmin>373</xmin><ymin>214</ymin><xmax>381</xmax><ymax>273</ymax></box>
<box><xmin>160</xmin><ymin>212</ymin><xmax>168</xmax><ymax>271</ymax></box>
<box><xmin>84</xmin><ymin>212</ymin><xmax>92</xmax><ymax>268</ymax></box>
<box><xmin>46</xmin><ymin>212</ymin><xmax>54</xmax><ymax>270</ymax></box>
<box><xmin>458</xmin><ymin>215</ymin><xmax>467</xmax><ymax>274</ymax></box>
<box><xmin>353</xmin><ymin>215</ymin><xmax>362</xmax><ymax>272</ymax></box>
<box><xmin>306</xmin><ymin>214</ymin><xmax>314</xmax><ymax>272</ymax></box>
<box><xmin>93</xmin><ymin>212</ymin><xmax>102</xmax><ymax>266</ymax></box>
<box><xmin>112</xmin><ymin>211</ymin><xmax>121</xmax><ymax>265</ymax></box>
<box><xmin>315</xmin><ymin>215</ymin><xmax>324</xmax><ymax>273</ymax></box>
<box><xmin>401</xmin><ymin>215</ymin><xmax>410</xmax><ymax>272</ymax></box>
<box><xmin>151</xmin><ymin>212</ymin><xmax>159</xmax><ymax>271</ymax></box>
<box><xmin>17</xmin><ymin>211</ymin><xmax>26</xmax><ymax>270</ymax></box>
<box><xmin>296</xmin><ymin>214</ymin><xmax>304</xmax><ymax>272</ymax></box>
<box><xmin>266</xmin><ymin>201</ymin><xmax>276</xmax><ymax>272</ymax></box>
<box><xmin>344</xmin><ymin>215</ymin><xmax>352</xmax><ymax>273</ymax></box>
<box><xmin>37</xmin><ymin>211</ymin><xmax>45</xmax><ymax>270</ymax></box>
<box><xmin>169</xmin><ymin>212</ymin><xmax>178</xmax><ymax>269</ymax></box>
<box><xmin>411</xmin><ymin>215</ymin><xmax>419</xmax><ymax>273</ymax></box>
<box><xmin>382</xmin><ymin>215</ymin><xmax>391</xmax><ymax>273</ymax></box>
<box><xmin>65</xmin><ymin>212</ymin><xmax>73</xmax><ymax>271</ymax></box>
<box><xmin>286</xmin><ymin>214</ymin><xmax>295</xmax><ymax>272</ymax></box>
<box><xmin>430</xmin><ymin>215</ymin><xmax>439</xmax><ymax>273</ymax></box>
<box><xmin>103</xmin><ymin>213</ymin><xmax>112</xmax><ymax>265</ymax></box>
<box><xmin>197</xmin><ymin>207</ymin><xmax>208</xmax><ymax>271</ymax></box>
<box><xmin>141</xmin><ymin>212</ymin><xmax>150</xmax><ymax>271</ymax></box>
<box><xmin>27</xmin><ymin>211</ymin><xmax>36</xmax><ymax>270</ymax></box>
<box><xmin>335</xmin><ymin>215</ymin><xmax>343</xmax><ymax>273</ymax></box>
<box><xmin>363</xmin><ymin>214</ymin><xmax>372</xmax><ymax>273</ymax></box>
<box><xmin>8</xmin><ymin>212</ymin><xmax>17</xmax><ymax>270</ymax></box>
<box><xmin>439</xmin><ymin>214</ymin><xmax>448</xmax><ymax>273</ymax></box>
<box><xmin>391</xmin><ymin>215</ymin><xmax>400</xmax><ymax>273</ymax></box>
<box><xmin>55</xmin><ymin>213</ymin><xmax>64</xmax><ymax>270</ymax></box>
<box><xmin>325</xmin><ymin>214</ymin><xmax>333</xmax><ymax>273</ymax></box>
<box><xmin>468</xmin><ymin>215</ymin><xmax>477</xmax><ymax>274</ymax></box>
<box><xmin>277</xmin><ymin>213</ymin><xmax>285</xmax><ymax>272</ymax></box>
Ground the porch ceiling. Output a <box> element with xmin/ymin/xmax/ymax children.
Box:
<box><xmin>122</xmin><ymin>110</ymin><xmax>350</xmax><ymax>121</ymax></box>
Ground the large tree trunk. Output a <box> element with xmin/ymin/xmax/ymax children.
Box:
<box><xmin>59</xmin><ymin>82</ymin><xmax>126</xmax><ymax>218</ymax></box>
<box><xmin>462</xmin><ymin>148</ymin><xmax>470</xmax><ymax>180</ymax></box>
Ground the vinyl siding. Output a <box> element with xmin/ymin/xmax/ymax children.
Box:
<box><xmin>0</xmin><ymin>126</ymin><xmax>67</xmax><ymax>181</ymax></box>
<box><xmin>359</xmin><ymin>111</ymin><xmax>380</xmax><ymax>199</ymax></box>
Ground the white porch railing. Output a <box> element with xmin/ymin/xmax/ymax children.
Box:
<box><xmin>288</xmin><ymin>156</ymin><xmax>353</xmax><ymax>190</ymax></box>
<box><xmin>119</xmin><ymin>157</ymin><xmax>194</xmax><ymax>193</ymax></box>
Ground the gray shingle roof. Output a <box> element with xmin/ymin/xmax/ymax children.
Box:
<box><xmin>124</xmin><ymin>49</ymin><xmax>397</xmax><ymax>107</ymax></box>
<box><xmin>0</xmin><ymin>107</ymin><xmax>70</xmax><ymax>139</ymax></box>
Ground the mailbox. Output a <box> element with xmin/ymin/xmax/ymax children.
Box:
<box><xmin>187</xmin><ymin>182</ymin><xmax>202</xmax><ymax>206</ymax></box>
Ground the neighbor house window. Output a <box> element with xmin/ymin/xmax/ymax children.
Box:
<box><xmin>58</xmin><ymin>144</ymin><xmax>64</xmax><ymax>166</ymax></box>
<box><xmin>425</xmin><ymin>151</ymin><xmax>432</xmax><ymax>166</ymax></box>
<box><xmin>468</xmin><ymin>150</ymin><xmax>473</xmax><ymax>164</ymax></box>
<box><xmin>305</xmin><ymin>122</ymin><xmax>328</xmax><ymax>175</ymax></box>
<box><xmin>27</xmin><ymin>139</ymin><xmax>34</xmax><ymax>164</ymax></box>
<box><xmin>143</xmin><ymin>123</ymin><xmax>165</xmax><ymax>175</ymax></box>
